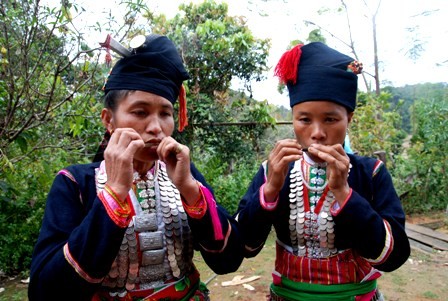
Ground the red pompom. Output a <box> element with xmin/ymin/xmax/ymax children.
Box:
<box><xmin>274</xmin><ymin>44</ymin><xmax>303</xmax><ymax>84</ymax></box>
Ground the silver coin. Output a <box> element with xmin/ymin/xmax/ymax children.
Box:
<box><xmin>128</xmin><ymin>238</ymin><xmax>138</xmax><ymax>247</ymax></box>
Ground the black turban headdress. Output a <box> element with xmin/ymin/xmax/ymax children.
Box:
<box><xmin>274</xmin><ymin>42</ymin><xmax>363</xmax><ymax>112</ymax></box>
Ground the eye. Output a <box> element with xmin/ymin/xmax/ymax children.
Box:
<box><xmin>298</xmin><ymin>117</ymin><xmax>311</xmax><ymax>124</ymax></box>
<box><xmin>160</xmin><ymin>110</ymin><xmax>173</xmax><ymax>118</ymax></box>
<box><xmin>132</xmin><ymin>110</ymin><xmax>148</xmax><ymax>117</ymax></box>
<box><xmin>325</xmin><ymin>117</ymin><xmax>338</xmax><ymax>123</ymax></box>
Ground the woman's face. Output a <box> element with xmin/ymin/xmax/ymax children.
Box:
<box><xmin>292</xmin><ymin>100</ymin><xmax>353</xmax><ymax>158</ymax></box>
<box><xmin>102</xmin><ymin>90</ymin><xmax>175</xmax><ymax>162</ymax></box>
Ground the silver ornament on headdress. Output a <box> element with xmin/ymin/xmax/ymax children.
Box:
<box><xmin>100</xmin><ymin>34</ymin><xmax>148</xmax><ymax>57</ymax></box>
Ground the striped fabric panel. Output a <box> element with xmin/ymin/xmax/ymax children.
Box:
<box><xmin>63</xmin><ymin>243</ymin><xmax>104</xmax><ymax>284</ymax></box>
<box><xmin>366</xmin><ymin>220</ymin><xmax>394</xmax><ymax>265</ymax></box>
<box><xmin>372</xmin><ymin>160</ymin><xmax>384</xmax><ymax>178</ymax></box>
<box><xmin>57</xmin><ymin>169</ymin><xmax>83</xmax><ymax>205</ymax></box>
<box><xmin>275</xmin><ymin>243</ymin><xmax>375</xmax><ymax>285</ymax></box>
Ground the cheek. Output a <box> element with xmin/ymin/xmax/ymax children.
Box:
<box><xmin>293</xmin><ymin>122</ymin><xmax>306</xmax><ymax>140</ymax></box>
<box><xmin>332</xmin><ymin>124</ymin><xmax>348</xmax><ymax>143</ymax></box>
<box><xmin>161</xmin><ymin>117</ymin><xmax>175</xmax><ymax>134</ymax></box>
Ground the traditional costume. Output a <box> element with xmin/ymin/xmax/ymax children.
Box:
<box><xmin>236</xmin><ymin>42</ymin><xmax>410</xmax><ymax>301</ymax></box>
<box><xmin>29</xmin><ymin>34</ymin><xmax>243</xmax><ymax>301</ymax></box>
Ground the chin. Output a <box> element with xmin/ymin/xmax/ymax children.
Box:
<box><xmin>307</xmin><ymin>153</ymin><xmax>325</xmax><ymax>164</ymax></box>
<box><xmin>136</xmin><ymin>150</ymin><xmax>159</xmax><ymax>162</ymax></box>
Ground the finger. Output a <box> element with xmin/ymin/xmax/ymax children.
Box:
<box><xmin>157</xmin><ymin>138</ymin><xmax>186</xmax><ymax>162</ymax></box>
<box><xmin>109</xmin><ymin>128</ymin><xmax>142</xmax><ymax>146</ymax></box>
<box><xmin>174</xmin><ymin>144</ymin><xmax>184</xmax><ymax>154</ymax></box>
<box><xmin>105</xmin><ymin>128</ymin><xmax>144</xmax><ymax>160</ymax></box>
<box><xmin>308</xmin><ymin>144</ymin><xmax>348</xmax><ymax>165</ymax></box>
<box><xmin>271</xmin><ymin>139</ymin><xmax>302</xmax><ymax>155</ymax></box>
<box><xmin>271</xmin><ymin>142</ymin><xmax>304</xmax><ymax>162</ymax></box>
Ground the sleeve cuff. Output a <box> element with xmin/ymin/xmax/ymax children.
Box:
<box><xmin>98</xmin><ymin>188</ymin><xmax>132</xmax><ymax>228</ymax></box>
<box><xmin>330</xmin><ymin>188</ymin><xmax>353</xmax><ymax>216</ymax></box>
<box><xmin>259</xmin><ymin>183</ymin><xmax>279</xmax><ymax>211</ymax></box>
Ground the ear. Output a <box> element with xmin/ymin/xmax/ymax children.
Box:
<box><xmin>347</xmin><ymin>111</ymin><xmax>354</xmax><ymax>124</ymax></box>
<box><xmin>101</xmin><ymin>108</ymin><xmax>114</xmax><ymax>133</ymax></box>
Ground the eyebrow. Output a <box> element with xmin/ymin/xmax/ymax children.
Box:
<box><xmin>295</xmin><ymin>110</ymin><xmax>341</xmax><ymax>116</ymax></box>
<box><xmin>130</xmin><ymin>100</ymin><xmax>174</xmax><ymax>110</ymax></box>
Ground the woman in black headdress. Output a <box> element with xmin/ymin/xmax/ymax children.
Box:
<box><xmin>236</xmin><ymin>42</ymin><xmax>410</xmax><ymax>301</ymax></box>
<box><xmin>28</xmin><ymin>34</ymin><xmax>243</xmax><ymax>301</ymax></box>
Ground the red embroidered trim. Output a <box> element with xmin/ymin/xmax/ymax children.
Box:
<box><xmin>63</xmin><ymin>244</ymin><xmax>104</xmax><ymax>284</ymax></box>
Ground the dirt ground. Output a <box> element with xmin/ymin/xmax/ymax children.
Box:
<box><xmin>1</xmin><ymin>213</ymin><xmax>447</xmax><ymax>301</ymax></box>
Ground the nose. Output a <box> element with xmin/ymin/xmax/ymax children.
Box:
<box><xmin>145</xmin><ymin>116</ymin><xmax>162</xmax><ymax>135</ymax></box>
<box><xmin>310</xmin><ymin>123</ymin><xmax>326</xmax><ymax>142</ymax></box>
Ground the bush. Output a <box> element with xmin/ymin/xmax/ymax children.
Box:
<box><xmin>193</xmin><ymin>154</ymin><xmax>260</xmax><ymax>214</ymax></box>
<box><xmin>393</xmin><ymin>98</ymin><xmax>448</xmax><ymax>214</ymax></box>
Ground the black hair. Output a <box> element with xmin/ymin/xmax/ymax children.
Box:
<box><xmin>103</xmin><ymin>90</ymin><xmax>135</xmax><ymax>111</ymax></box>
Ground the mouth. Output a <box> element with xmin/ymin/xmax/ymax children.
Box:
<box><xmin>144</xmin><ymin>140</ymin><xmax>160</xmax><ymax>148</ymax></box>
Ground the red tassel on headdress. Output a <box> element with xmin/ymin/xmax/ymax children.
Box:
<box><xmin>99</xmin><ymin>34</ymin><xmax>112</xmax><ymax>67</ymax></box>
<box><xmin>274</xmin><ymin>44</ymin><xmax>303</xmax><ymax>85</ymax></box>
<box><xmin>178</xmin><ymin>84</ymin><xmax>188</xmax><ymax>132</ymax></box>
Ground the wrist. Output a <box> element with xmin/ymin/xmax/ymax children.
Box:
<box><xmin>104</xmin><ymin>182</ymin><xmax>129</xmax><ymax>203</ymax></box>
<box><xmin>179</xmin><ymin>179</ymin><xmax>201</xmax><ymax>206</ymax></box>
<box><xmin>331</xmin><ymin>185</ymin><xmax>351</xmax><ymax>206</ymax></box>
<box><xmin>263</xmin><ymin>183</ymin><xmax>279</xmax><ymax>203</ymax></box>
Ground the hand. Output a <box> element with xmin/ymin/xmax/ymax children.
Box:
<box><xmin>264</xmin><ymin>139</ymin><xmax>304</xmax><ymax>202</ymax></box>
<box><xmin>103</xmin><ymin>128</ymin><xmax>145</xmax><ymax>200</ymax></box>
<box><xmin>157</xmin><ymin>137</ymin><xmax>199</xmax><ymax>203</ymax></box>
<box><xmin>307</xmin><ymin>144</ymin><xmax>351</xmax><ymax>204</ymax></box>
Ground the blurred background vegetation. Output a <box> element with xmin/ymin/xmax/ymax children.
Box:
<box><xmin>0</xmin><ymin>0</ymin><xmax>446</xmax><ymax>284</ymax></box>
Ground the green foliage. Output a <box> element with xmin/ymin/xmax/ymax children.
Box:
<box><xmin>0</xmin><ymin>149</ymin><xmax>63</xmax><ymax>274</ymax></box>
<box><xmin>350</xmin><ymin>91</ymin><xmax>406</xmax><ymax>161</ymax></box>
<box><xmin>146</xmin><ymin>0</ymin><xmax>270</xmax><ymax>95</ymax></box>
<box><xmin>194</xmin><ymin>154</ymin><xmax>260</xmax><ymax>214</ymax></box>
<box><xmin>384</xmin><ymin>83</ymin><xmax>448</xmax><ymax>132</ymax></box>
<box><xmin>393</xmin><ymin>97</ymin><xmax>448</xmax><ymax>213</ymax></box>
<box><xmin>178</xmin><ymin>92</ymin><xmax>275</xmax><ymax>170</ymax></box>
<box><xmin>307</xmin><ymin>29</ymin><xmax>326</xmax><ymax>43</ymax></box>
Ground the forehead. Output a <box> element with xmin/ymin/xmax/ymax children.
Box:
<box><xmin>292</xmin><ymin>100</ymin><xmax>348</xmax><ymax>115</ymax></box>
<box><xmin>120</xmin><ymin>91</ymin><xmax>173</xmax><ymax>109</ymax></box>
